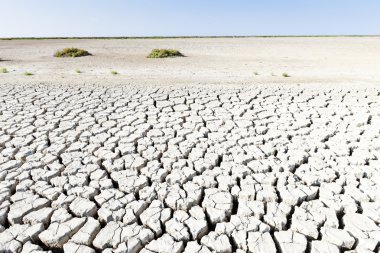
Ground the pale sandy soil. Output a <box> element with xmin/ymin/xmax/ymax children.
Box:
<box><xmin>1</xmin><ymin>84</ymin><xmax>380</xmax><ymax>252</ymax></box>
<box><xmin>1</xmin><ymin>37</ymin><xmax>380</xmax><ymax>87</ymax></box>
<box><xmin>1</xmin><ymin>38</ymin><xmax>380</xmax><ymax>252</ymax></box>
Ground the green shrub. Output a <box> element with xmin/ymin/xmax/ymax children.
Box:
<box><xmin>76</xmin><ymin>69</ymin><xmax>82</xmax><ymax>74</ymax></box>
<box><xmin>147</xmin><ymin>49</ymin><xmax>184</xmax><ymax>58</ymax></box>
<box><xmin>282</xmin><ymin>72</ymin><xmax>290</xmax><ymax>77</ymax></box>
<box><xmin>1</xmin><ymin>68</ymin><xmax>7</xmax><ymax>73</ymax></box>
<box><xmin>54</xmin><ymin>48</ymin><xmax>91</xmax><ymax>57</ymax></box>
<box><xmin>24</xmin><ymin>72</ymin><xmax>33</xmax><ymax>76</ymax></box>
<box><xmin>254</xmin><ymin>72</ymin><xmax>259</xmax><ymax>75</ymax></box>
<box><xmin>111</xmin><ymin>70</ymin><xmax>118</xmax><ymax>75</ymax></box>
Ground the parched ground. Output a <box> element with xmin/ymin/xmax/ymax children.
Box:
<box><xmin>0</xmin><ymin>84</ymin><xmax>380</xmax><ymax>253</ymax></box>
<box><xmin>1</xmin><ymin>37</ymin><xmax>380</xmax><ymax>87</ymax></box>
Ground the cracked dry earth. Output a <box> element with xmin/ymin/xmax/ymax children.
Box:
<box><xmin>0</xmin><ymin>84</ymin><xmax>380</xmax><ymax>253</ymax></box>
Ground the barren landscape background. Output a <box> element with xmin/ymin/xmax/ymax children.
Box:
<box><xmin>1</xmin><ymin>37</ymin><xmax>380</xmax><ymax>87</ymax></box>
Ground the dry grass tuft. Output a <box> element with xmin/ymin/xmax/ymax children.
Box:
<box><xmin>147</xmin><ymin>49</ymin><xmax>184</xmax><ymax>58</ymax></box>
<box><xmin>54</xmin><ymin>48</ymin><xmax>91</xmax><ymax>58</ymax></box>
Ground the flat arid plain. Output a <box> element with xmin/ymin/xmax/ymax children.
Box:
<box><xmin>0</xmin><ymin>38</ymin><xmax>380</xmax><ymax>253</ymax></box>
<box><xmin>1</xmin><ymin>37</ymin><xmax>380</xmax><ymax>86</ymax></box>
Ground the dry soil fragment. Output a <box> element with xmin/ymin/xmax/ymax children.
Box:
<box><xmin>274</xmin><ymin>231</ymin><xmax>307</xmax><ymax>253</ymax></box>
<box><xmin>39</xmin><ymin>217</ymin><xmax>86</xmax><ymax>248</ymax></box>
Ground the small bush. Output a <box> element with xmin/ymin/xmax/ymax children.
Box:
<box><xmin>54</xmin><ymin>48</ymin><xmax>91</xmax><ymax>58</ymax></box>
<box><xmin>254</xmin><ymin>72</ymin><xmax>259</xmax><ymax>75</ymax></box>
<box><xmin>147</xmin><ymin>49</ymin><xmax>184</xmax><ymax>58</ymax></box>
<box><xmin>282</xmin><ymin>72</ymin><xmax>290</xmax><ymax>77</ymax></box>
<box><xmin>76</xmin><ymin>70</ymin><xmax>82</xmax><ymax>74</ymax></box>
<box><xmin>111</xmin><ymin>70</ymin><xmax>118</xmax><ymax>75</ymax></box>
<box><xmin>1</xmin><ymin>68</ymin><xmax>7</xmax><ymax>73</ymax></box>
<box><xmin>24</xmin><ymin>72</ymin><xmax>33</xmax><ymax>76</ymax></box>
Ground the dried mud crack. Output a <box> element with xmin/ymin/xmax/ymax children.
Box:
<box><xmin>0</xmin><ymin>84</ymin><xmax>380</xmax><ymax>253</ymax></box>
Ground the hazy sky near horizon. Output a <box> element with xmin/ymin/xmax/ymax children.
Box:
<box><xmin>1</xmin><ymin>0</ymin><xmax>380</xmax><ymax>37</ymax></box>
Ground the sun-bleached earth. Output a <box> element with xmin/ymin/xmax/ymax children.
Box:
<box><xmin>0</xmin><ymin>84</ymin><xmax>380</xmax><ymax>253</ymax></box>
<box><xmin>1</xmin><ymin>37</ymin><xmax>380</xmax><ymax>87</ymax></box>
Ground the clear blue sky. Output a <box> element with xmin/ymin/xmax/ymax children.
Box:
<box><xmin>1</xmin><ymin>0</ymin><xmax>379</xmax><ymax>37</ymax></box>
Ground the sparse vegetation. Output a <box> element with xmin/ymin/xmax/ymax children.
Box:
<box><xmin>282</xmin><ymin>72</ymin><xmax>290</xmax><ymax>77</ymax></box>
<box><xmin>1</xmin><ymin>68</ymin><xmax>7</xmax><ymax>73</ymax></box>
<box><xmin>111</xmin><ymin>70</ymin><xmax>118</xmax><ymax>75</ymax></box>
<box><xmin>147</xmin><ymin>49</ymin><xmax>184</xmax><ymax>58</ymax></box>
<box><xmin>76</xmin><ymin>70</ymin><xmax>82</xmax><ymax>74</ymax></box>
<box><xmin>54</xmin><ymin>48</ymin><xmax>91</xmax><ymax>58</ymax></box>
<box><xmin>254</xmin><ymin>72</ymin><xmax>259</xmax><ymax>75</ymax></box>
<box><xmin>0</xmin><ymin>35</ymin><xmax>375</xmax><ymax>41</ymax></box>
<box><xmin>24</xmin><ymin>72</ymin><xmax>33</xmax><ymax>76</ymax></box>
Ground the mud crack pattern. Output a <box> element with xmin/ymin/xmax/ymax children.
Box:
<box><xmin>0</xmin><ymin>85</ymin><xmax>380</xmax><ymax>253</ymax></box>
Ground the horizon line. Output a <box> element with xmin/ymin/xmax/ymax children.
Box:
<box><xmin>1</xmin><ymin>35</ymin><xmax>380</xmax><ymax>40</ymax></box>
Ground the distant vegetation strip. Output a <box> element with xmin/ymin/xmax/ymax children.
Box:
<box><xmin>1</xmin><ymin>35</ymin><xmax>380</xmax><ymax>40</ymax></box>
